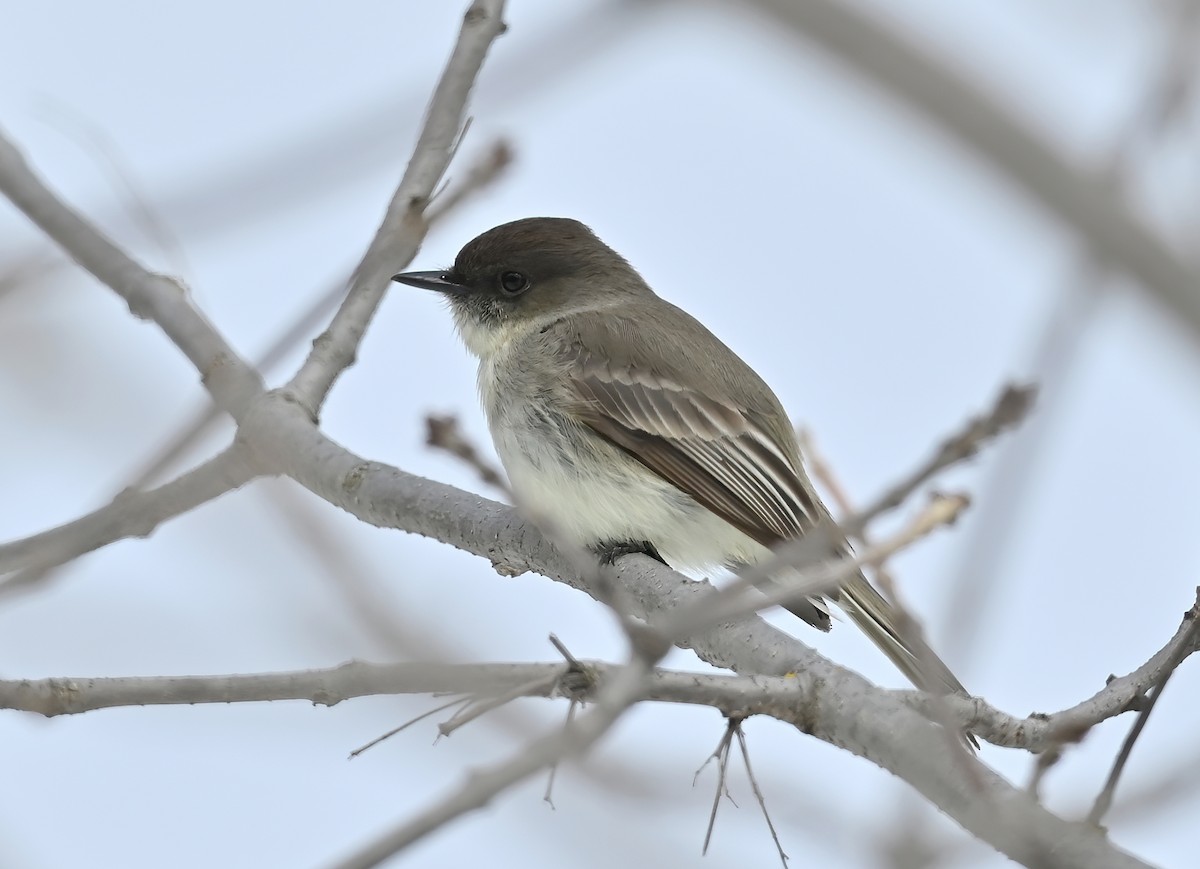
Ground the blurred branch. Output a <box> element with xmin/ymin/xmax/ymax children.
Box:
<box><xmin>940</xmin><ymin>276</ymin><xmax>1100</xmax><ymax>663</ymax></box>
<box><xmin>941</xmin><ymin>0</ymin><xmax>1200</xmax><ymax>668</ymax></box>
<box><xmin>425</xmin><ymin>413</ymin><xmax>511</xmax><ymax>496</ymax></box>
<box><xmin>1095</xmin><ymin>746</ymin><xmax>1200</xmax><ymax>827</ymax></box>
<box><xmin>698</xmin><ymin>384</ymin><xmax>1033</xmax><ymax>624</ymax></box>
<box><xmin>841</xmin><ymin>383</ymin><xmax>1030</xmax><ymax>536</ymax></box>
<box><xmin>425</xmin><ymin>138</ymin><xmax>513</xmax><ymax>223</ymax></box>
<box><xmin>31</xmin><ymin>100</ymin><xmax>191</xmax><ymax>278</ymax></box>
<box><xmin>908</xmin><ymin>591</ymin><xmax>1200</xmax><ymax>751</ymax></box>
<box><xmin>332</xmin><ymin>642</ymin><xmax>668</xmax><ymax>868</ymax></box>
<box><xmin>257</xmin><ymin>482</ymin><xmax>428</xmax><ymax>658</ymax></box>
<box><xmin>0</xmin><ymin>446</ymin><xmax>254</xmax><ymax>589</ymax></box>
<box><xmin>0</xmin><ymin>134</ymin><xmax>265</xmax><ymax>421</ymax></box>
<box><xmin>0</xmin><ymin>252</ymin><xmax>60</xmax><ymax>301</ymax></box>
<box><xmin>0</xmin><ymin>636</ymin><xmax>1180</xmax><ymax>866</ymax></box>
<box><xmin>1087</xmin><ymin>589</ymin><xmax>1200</xmax><ymax>824</ymax></box>
<box><xmin>0</xmin><ymin>660</ymin><xmax>572</xmax><ymax>716</ymax></box>
<box><xmin>253</xmin><ymin>400</ymin><xmax>1148</xmax><ymax>866</ymax></box>
<box><xmin>125</xmin><ymin>139</ymin><xmax>513</xmax><ymax>493</ymax></box>
<box><xmin>734</xmin><ymin>0</ymin><xmax>1200</xmax><ymax>345</ymax></box>
<box><xmin>4</xmin><ymin>603</ymin><xmax>1196</xmax><ymax>751</ymax></box>
<box><xmin>0</xmin><ymin>3</ymin><xmax>1173</xmax><ymax>862</ymax></box>
<box><xmin>286</xmin><ymin>0</ymin><xmax>509</xmax><ymax>412</ymax></box>
<box><xmin>665</xmin><ymin>492</ymin><xmax>969</xmax><ymax>639</ymax></box>
<box><xmin>0</xmin><ymin>3</ymin><xmax>510</xmax><ymax>595</ymax></box>
<box><xmin>0</xmin><ymin>2</ymin><xmax>636</xmax><ymax>275</ymax></box>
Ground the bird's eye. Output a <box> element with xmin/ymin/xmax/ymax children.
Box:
<box><xmin>498</xmin><ymin>271</ymin><xmax>530</xmax><ymax>295</ymax></box>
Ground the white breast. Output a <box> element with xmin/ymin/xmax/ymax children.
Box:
<box><xmin>489</xmin><ymin>409</ymin><xmax>763</xmax><ymax>571</ymax></box>
<box><xmin>463</xmin><ymin>310</ymin><xmax>766</xmax><ymax>571</ymax></box>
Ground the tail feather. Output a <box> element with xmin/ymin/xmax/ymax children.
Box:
<box><xmin>834</xmin><ymin>572</ymin><xmax>967</xmax><ymax>695</ymax></box>
<box><xmin>833</xmin><ymin>573</ymin><xmax>978</xmax><ymax>748</ymax></box>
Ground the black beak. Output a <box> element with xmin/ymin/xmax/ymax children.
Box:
<box><xmin>391</xmin><ymin>270</ymin><xmax>469</xmax><ymax>295</ymax></box>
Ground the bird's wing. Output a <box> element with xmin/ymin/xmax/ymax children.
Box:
<box><xmin>564</xmin><ymin>342</ymin><xmax>971</xmax><ymax>701</ymax></box>
<box><xmin>566</xmin><ymin>348</ymin><xmax>822</xmax><ymax>548</ymax></box>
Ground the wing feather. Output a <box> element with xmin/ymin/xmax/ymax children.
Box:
<box><xmin>564</xmin><ymin>343</ymin><xmax>971</xmax><ymax>702</ymax></box>
<box><xmin>568</xmin><ymin>353</ymin><xmax>820</xmax><ymax>545</ymax></box>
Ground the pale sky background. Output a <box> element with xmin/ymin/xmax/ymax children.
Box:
<box><xmin>2</xmin><ymin>1</ymin><xmax>1199</xmax><ymax>867</ymax></box>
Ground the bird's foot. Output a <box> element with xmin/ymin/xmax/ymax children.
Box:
<box><xmin>593</xmin><ymin>539</ymin><xmax>669</xmax><ymax>566</ymax></box>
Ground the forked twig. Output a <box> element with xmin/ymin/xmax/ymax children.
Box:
<box><xmin>1087</xmin><ymin>589</ymin><xmax>1200</xmax><ymax>825</ymax></box>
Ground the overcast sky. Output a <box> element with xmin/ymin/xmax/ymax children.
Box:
<box><xmin>2</xmin><ymin>2</ymin><xmax>1198</xmax><ymax>867</ymax></box>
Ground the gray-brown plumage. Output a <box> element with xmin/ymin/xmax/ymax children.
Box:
<box><xmin>393</xmin><ymin>217</ymin><xmax>968</xmax><ymax>698</ymax></box>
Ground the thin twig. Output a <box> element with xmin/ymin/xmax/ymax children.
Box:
<box><xmin>30</xmin><ymin>100</ymin><xmax>191</xmax><ymax>278</ymax></box>
<box><xmin>436</xmin><ymin>675</ymin><xmax>559</xmax><ymax>738</ymax></box>
<box><xmin>696</xmin><ymin>718</ymin><xmax>740</xmax><ymax>856</ymax></box>
<box><xmin>797</xmin><ymin>427</ymin><xmax>979</xmax><ymax>754</ymax></box>
<box><xmin>735</xmin><ymin>723</ymin><xmax>789</xmax><ymax>868</ymax></box>
<box><xmin>349</xmin><ymin>696</ymin><xmax>472</xmax><ymax>758</ymax></box>
<box><xmin>663</xmin><ymin>493</ymin><xmax>970</xmax><ymax>640</ymax></box>
<box><xmin>740</xmin><ymin>0</ymin><xmax>1200</xmax><ymax>346</ymax></box>
<box><xmin>0</xmin><ymin>132</ymin><xmax>266</xmax><ymax>420</ymax></box>
<box><xmin>258</xmin><ymin>426</ymin><xmax>1157</xmax><ymax>867</ymax></box>
<box><xmin>0</xmin><ymin>72</ymin><xmax>513</xmax><ymax>598</ymax></box>
<box><xmin>126</xmin><ymin>140</ymin><xmax>511</xmax><ymax>494</ymax></box>
<box><xmin>425</xmin><ymin>139</ymin><xmax>513</xmax><ymax>223</ymax></box>
<box><xmin>940</xmin><ymin>0</ymin><xmax>1200</xmax><ymax>679</ymax></box>
<box><xmin>425</xmin><ymin>413</ymin><xmax>510</xmax><ymax>496</ymax></box>
<box><xmin>907</xmin><ymin>591</ymin><xmax>1200</xmax><ymax>751</ymax></box>
<box><xmin>851</xmin><ymin>385</ymin><xmax>1033</xmax><ymax>531</ymax></box>
<box><xmin>0</xmin><ymin>446</ymin><xmax>254</xmax><ymax>589</ymax></box>
<box><xmin>1087</xmin><ymin>589</ymin><xmax>1200</xmax><ymax>825</ymax></box>
<box><xmin>543</xmin><ymin>699</ymin><xmax>581</xmax><ymax>809</ymax></box>
<box><xmin>708</xmin><ymin>384</ymin><xmax>1033</xmax><ymax>612</ymax></box>
<box><xmin>329</xmin><ymin>656</ymin><xmax>660</xmax><ymax>869</ymax></box>
<box><xmin>286</xmin><ymin>0</ymin><xmax>509</xmax><ymax>413</ymax></box>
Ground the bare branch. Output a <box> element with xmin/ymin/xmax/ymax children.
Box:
<box><xmin>3</xmin><ymin>640</ymin><xmax>1195</xmax><ymax>749</ymax></box>
<box><xmin>739</xmin><ymin>0</ymin><xmax>1200</xmax><ymax>345</ymax></box>
<box><xmin>286</xmin><ymin>0</ymin><xmax>509</xmax><ymax>413</ymax></box>
<box><xmin>425</xmin><ymin>139</ymin><xmax>514</xmax><ymax>223</ymax></box>
<box><xmin>330</xmin><ymin>653</ymin><xmax>661</xmax><ymax>869</ymax></box>
<box><xmin>0</xmin><ymin>114</ymin><xmax>1148</xmax><ymax>866</ymax></box>
<box><xmin>0</xmin><ymin>132</ymin><xmax>264</xmax><ymax>419</ymax></box>
<box><xmin>254</xmin><ymin>417</ymin><xmax>1157</xmax><ymax>868</ymax></box>
<box><xmin>908</xmin><ymin>592</ymin><xmax>1200</xmax><ymax>751</ymax></box>
<box><xmin>852</xmin><ymin>385</ymin><xmax>1033</xmax><ymax>529</ymax></box>
<box><xmin>662</xmin><ymin>384</ymin><xmax>1030</xmax><ymax>639</ymax></box>
<box><xmin>0</xmin><ymin>661</ymin><xmax>564</xmax><ymax>716</ymax></box>
<box><xmin>425</xmin><ymin>413</ymin><xmax>510</xmax><ymax>496</ymax></box>
<box><xmin>0</xmin><ymin>655</ymin><xmax>1160</xmax><ymax>868</ymax></box>
<box><xmin>940</xmin><ymin>0</ymin><xmax>1200</xmax><ymax>674</ymax></box>
<box><xmin>120</xmin><ymin>138</ymin><xmax>514</xmax><ymax>495</ymax></box>
<box><xmin>0</xmin><ymin>447</ymin><xmax>255</xmax><ymax>589</ymax></box>
<box><xmin>349</xmin><ymin>696</ymin><xmax>473</xmax><ymax>759</ymax></box>
<box><xmin>663</xmin><ymin>493</ymin><xmax>969</xmax><ymax>639</ymax></box>
<box><xmin>0</xmin><ymin>32</ymin><xmax>513</xmax><ymax>595</ymax></box>
<box><xmin>1087</xmin><ymin>590</ymin><xmax>1200</xmax><ymax>824</ymax></box>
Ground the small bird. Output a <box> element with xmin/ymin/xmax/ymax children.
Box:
<box><xmin>393</xmin><ymin>217</ymin><xmax>966</xmax><ymax>696</ymax></box>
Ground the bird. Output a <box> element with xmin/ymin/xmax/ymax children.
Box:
<box><xmin>393</xmin><ymin>216</ymin><xmax>968</xmax><ymax>699</ymax></box>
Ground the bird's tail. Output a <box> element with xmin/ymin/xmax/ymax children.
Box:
<box><xmin>832</xmin><ymin>571</ymin><xmax>968</xmax><ymax>697</ymax></box>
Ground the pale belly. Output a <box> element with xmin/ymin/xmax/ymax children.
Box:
<box><xmin>489</xmin><ymin>411</ymin><xmax>763</xmax><ymax>572</ymax></box>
